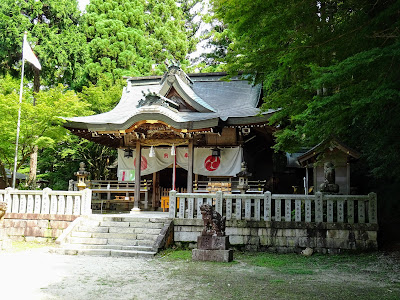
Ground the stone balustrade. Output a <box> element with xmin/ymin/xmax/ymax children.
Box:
<box><xmin>0</xmin><ymin>188</ymin><xmax>92</xmax><ymax>216</ymax></box>
<box><xmin>169</xmin><ymin>191</ymin><xmax>378</xmax><ymax>225</ymax></box>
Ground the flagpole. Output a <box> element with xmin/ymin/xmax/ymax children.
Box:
<box><xmin>12</xmin><ymin>34</ymin><xmax>26</xmax><ymax>188</ymax></box>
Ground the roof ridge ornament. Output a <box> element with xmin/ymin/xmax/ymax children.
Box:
<box><xmin>160</xmin><ymin>59</ymin><xmax>193</xmax><ymax>86</ymax></box>
<box><xmin>137</xmin><ymin>90</ymin><xmax>179</xmax><ymax>111</ymax></box>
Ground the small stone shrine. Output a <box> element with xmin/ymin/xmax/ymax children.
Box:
<box><xmin>319</xmin><ymin>162</ymin><xmax>339</xmax><ymax>193</ymax></box>
<box><xmin>192</xmin><ymin>204</ymin><xmax>233</xmax><ymax>262</ymax></box>
<box><xmin>0</xmin><ymin>201</ymin><xmax>11</xmax><ymax>250</ymax></box>
<box><xmin>298</xmin><ymin>138</ymin><xmax>360</xmax><ymax>195</ymax></box>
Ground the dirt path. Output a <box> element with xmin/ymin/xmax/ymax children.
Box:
<box><xmin>1</xmin><ymin>247</ymin><xmax>399</xmax><ymax>300</ymax></box>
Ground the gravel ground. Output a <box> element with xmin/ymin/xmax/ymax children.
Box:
<box><xmin>1</xmin><ymin>246</ymin><xmax>399</xmax><ymax>300</ymax></box>
<box><xmin>1</xmin><ymin>247</ymin><xmax>189</xmax><ymax>300</ymax></box>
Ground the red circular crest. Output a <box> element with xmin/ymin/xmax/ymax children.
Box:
<box><xmin>204</xmin><ymin>155</ymin><xmax>220</xmax><ymax>171</ymax></box>
<box><xmin>134</xmin><ymin>156</ymin><xmax>148</xmax><ymax>171</ymax></box>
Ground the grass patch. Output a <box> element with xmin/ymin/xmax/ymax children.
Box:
<box><xmin>159</xmin><ymin>249</ymin><xmax>192</xmax><ymax>260</ymax></box>
<box><xmin>269</xmin><ymin>279</ymin><xmax>285</xmax><ymax>284</ymax></box>
<box><xmin>10</xmin><ymin>240</ymin><xmax>54</xmax><ymax>252</ymax></box>
<box><xmin>283</xmin><ymin>268</ymin><xmax>314</xmax><ymax>275</ymax></box>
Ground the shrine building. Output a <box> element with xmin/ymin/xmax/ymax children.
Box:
<box><xmin>64</xmin><ymin>65</ymin><xmax>278</xmax><ymax>210</ymax></box>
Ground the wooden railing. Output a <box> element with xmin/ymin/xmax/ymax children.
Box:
<box><xmin>169</xmin><ymin>191</ymin><xmax>378</xmax><ymax>224</ymax></box>
<box><xmin>0</xmin><ymin>188</ymin><xmax>92</xmax><ymax>215</ymax></box>
<box><xmin>89</xmin><ymin>179</ymin><xmax>152</xmax><ymax>190</ymax></box>
<box><xmin>194</xmin><ymin>180</ymin><xmax>266</xmax><ymax>193</ymax></box>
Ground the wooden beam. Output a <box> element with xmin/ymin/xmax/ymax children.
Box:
<box><xmin>187</xmin><ymin>139</ymin><xmax>194</xmax><ymax>193</ymax></box>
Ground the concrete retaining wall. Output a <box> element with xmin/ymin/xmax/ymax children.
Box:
<box><xmin>1</xmin><ymin>213</ymin><xmax>78</xmax><ymax>241</ymax></box>
<box><xmin>173</xmin><ymin>219</ymin><xmax>378</xmax><ymax>253</ymax></box>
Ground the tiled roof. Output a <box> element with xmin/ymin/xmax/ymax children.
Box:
<box><xmin>64</xmin><ymin>70</ymin><xmax>276</xmax><ymax>131</ymax></box>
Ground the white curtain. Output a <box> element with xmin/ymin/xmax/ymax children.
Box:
<box><xmin>118</xmin><ymin>146</ymin><xmax>242</xmax><ymax>181</ymax></box>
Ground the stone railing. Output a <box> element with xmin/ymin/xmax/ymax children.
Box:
<box><xmin>169</xmin><ymin>191</ymin><xmax>378</xmax><ymax>224</ymax></box>
<box><xmin>0</xmin><ymin>188</ymin><xmax>92</xmax><ymax>216</ymax></box>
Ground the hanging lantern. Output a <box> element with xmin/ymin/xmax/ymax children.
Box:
<box><xmin>211</xmin><ymin>147</ymin><xmax>221</xmax><ymax>157</ymax></box>
<box><xmin>149</xmin><ymin>146</ymin><xmax>155</xmax><ymax>158</ymax></box>
<box><xmin>171</xmin><ymin>144</ymin><xmax>176</xmax><ymax>156</ymax></box>
<box><xmin>124</xmin><ymin>148</ymin><xmax>133</xmax><ymax>158</ymax></box>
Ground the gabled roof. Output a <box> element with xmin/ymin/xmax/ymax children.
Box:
<box><xmin>297</xmin><ymin>138</ymin><xmax>361</xmax><ymax>166</ymax></box>
<box><xmin>64</xmin><ymin>67</ymin><xmax>276</xmax><ymax>132</ymax></box>
<box><xmin>2</xmin><ymin>169</ymin><xmax>27</xmax><ymax>180</ymax></box>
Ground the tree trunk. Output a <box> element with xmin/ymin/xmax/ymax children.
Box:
<box><xmin>0</xmin><ymin>162</ymin><xmax>9</xmax><ymax>188</ymax></box>
<box><xmin>28</xmin><ymin>145</ymin><xmax>38</xmax><ymax>187</ymax></box>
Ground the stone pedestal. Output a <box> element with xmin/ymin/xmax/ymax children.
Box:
<box><xmin>192</xmin><ymin>249</ymin><xmax>233</xmax><ymax>262</ymax></box>
<box><xmin>192</xmin><ymin>236</ymin><xmax>233</xmax><ymax>262</ymax></box>
<box><xmin>193</xmin><ymin>203</ymin><xmax>233</xmax><ymax>262</ymax></box>
<box><xmin>197</xmin><ymin>236</ymin><xmax>229</xmax><ymax>250</ymax></box>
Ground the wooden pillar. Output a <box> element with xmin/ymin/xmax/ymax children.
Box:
<box><xmin>187</xmin><ymin>139</ymin><xmax>194</xmax><ymax>193</ymax></box>
<box><xmin>313</xmin><ymin>164</ymin><xmax>317</xmax><ymax>192</ymax></box>
<box><xmin>132</xmin><ymin>140</ymin><xmax>141</xmax><ymax>211</ymax></box>
<box><xmin>152</xmin><ymin>172</ymin><xmax>157</xmax><ymax>209</ymax></box>
<box><xmin>305</xmin><ymin>165</ymin><xmax>309</xmax><ymax>195</ymax></box>
<box><xmin>194</xmin><ymin>173</ymin><xmax>199</xmax><ymax>191</ymax></box>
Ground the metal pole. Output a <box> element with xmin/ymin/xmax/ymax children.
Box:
<box><xmin>12</xmin><ymin>46</ymin><xmax>26</xmax><ymax>189</ymax></box>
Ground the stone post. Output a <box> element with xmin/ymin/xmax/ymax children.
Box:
<box><xmin>82</xmin><ymin>188</ymin><xmax>93</xmax><ymax>215</ymax></box>
<box><xmin>169</xmin><ymin>190</ymin><xmax>177</xmax><ymax>218</ymax></box>
<box><xmin>0</xmin><ymin>201</ymin><xmax>11</xmax><ymax>250</ymax></box>
<box><xmin>0</xmin><ymin>202</ymin><xmax>6</xmax><ymax>221</ymax></box>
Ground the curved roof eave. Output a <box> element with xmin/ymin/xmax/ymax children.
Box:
<box><xmin>64</xmin><ymin>112</ymin><xmax>220</xmax><ymax>132</ymax></box>
<box><xmin>225</xmin><ymin>110</ymin><xmax>276</xmax><ymax>125</ymax></box>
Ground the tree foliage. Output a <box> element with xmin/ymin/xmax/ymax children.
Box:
<box><xmin>212</xmin><ymin>0</ymin><xmax>400</xmax><ymax>181</ymax></box>
<box><xmin>0</xmin><ymin>75</ymin><xmax>89</xmax><ymax>186</ymax></box>
<box><xmin>38</xmin><ymin>135</ymin><xmax>117</xmax><ymax>190</ymax></box>
<box><xmin>82</xmin><ymin>0</ymin><xmax>193</xmax><ymax>84</ymax></box>
<box><xmin>0</xmin><ymin>0</ymin><xmax>88</xmax><ymax>89</ymax></box>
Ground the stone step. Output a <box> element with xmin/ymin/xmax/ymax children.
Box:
<box><xmin>110</xmin><ymin>249</ymin><xmax>157</xmax><ymax>258</ymax></box>
<box><xmin>69</xmin><ymin>237</ymin><xmax>108</xmax><ymax>245</ymax></box>
<box><xmin>116</xmin><ymin>239</ymin><xmax>155</xmax><ymax>247</ymax></box>
<box><xmin>98</xmin><ymin>221</ymin><xmax>166</xmax><ymax>229</ymax></box>
<box><xmin>90</xmin><ymin>216</ymin><xmax>169</xmax><ymax>223</ymax></box>
<box><xmin>57</xmin><ymin>214</ymin><xmax>171</xmax><ymax>258</ymax></box>
<box><xmin>77</xmin><ymin>226</ymin><xmax>110</xmax><ymax>233</ymax></box>
<box><xmin>68</xmin><ymin>237</ymin><xmax>155</xmax><ymax>246</ymax></box>
<box><xmin>52</xmin><ymin>248</ymin><xmax>156</xmax><ymax>258</ymax></box>
<box><xmin>59</xmin><ymin>244</ymin><xmax>153</xmax><ymax>252</ymax></box>
<box><xmin>74</xmin><ymin>226</ymin><xmax>162</xmax><ymax>236</ymax></box>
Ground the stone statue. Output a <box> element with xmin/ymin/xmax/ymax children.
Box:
<box><xmin>193</xmin><ymin>204</ymin><xmax>232</xmax><ymax>262</ymax></box>
<box><xmin>0</xmin><ymin>202</ymin><xmax>7</xmax><ymax>221</ymax></box>
<box><xmin>200</xmin><ymin>204</ymin><xmax>226</xmax><ymax>237</ymax></box>
<box><xmin>320</xmin><ymin>162</ymin><xmax>339</xmax><ymax>193</ymax></box>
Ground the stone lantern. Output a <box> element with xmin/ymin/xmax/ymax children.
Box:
<box><xmin>74</xmin><ymin>162</ymin><xmax>90</xmax><ymax>191</ymax></box>
<box><xmin>236</xmin><ymin>162</ymin><xmax>252</xmax><ymax>194</ymax></box>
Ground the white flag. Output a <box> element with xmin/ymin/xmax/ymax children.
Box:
<box><xmin>23</xmin><ymin>34</ymin><xmax>41</xmax><ymax>70</ymax></box>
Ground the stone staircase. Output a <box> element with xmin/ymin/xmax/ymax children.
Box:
<box><xmin>54</xmin><ymin>214</ymin><xmax>173</xmax><ymax>258</ymax></box>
